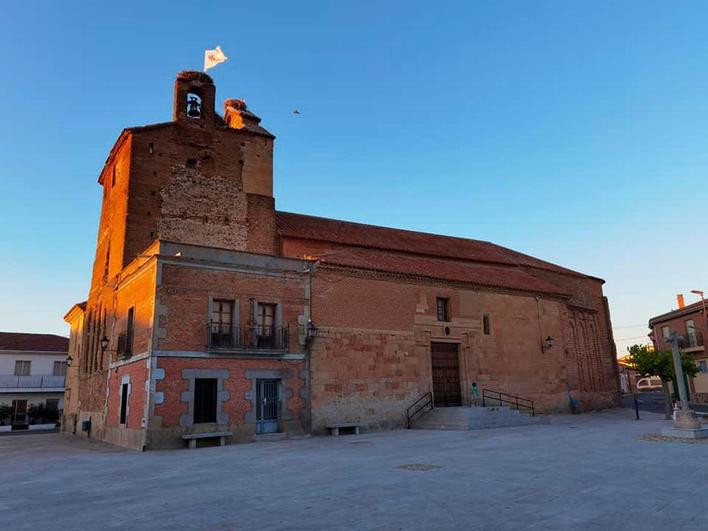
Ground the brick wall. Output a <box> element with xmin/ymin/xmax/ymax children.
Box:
<box><xmin>155</xmin><ymin>263</ymin><xmax>309</xmax><ymax>352</ymax></box>
<box><xmin>525</xmin><ymin>267</ymin><xmax>621</xmax><ymax>407</ymax></box>
<box><xmin>125</xmin><ymin>126</ymin><xmax>275</xmax><ymax>265</ymax></box>
<box><xmin>154</xmin><ymin>357</ymin><xmax>305</xmax><ymax>427</ymax></box>
<box><xmin>650</xmin><ymin>305</ymin><xmax>707</xmax><ymax>402</ymax></box>
<box><xmin>308</xmin><ymin>267</ymin><xmax>611</xmax><ymax>431</ymax></box>
<box><xmin>105</xmin><ymin>358</ymin><xmax>148</xmax><ymax>431</ymax></box>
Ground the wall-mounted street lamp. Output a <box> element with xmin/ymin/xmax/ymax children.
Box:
<box><xmin>305</xmin><ymin>320</ymin><xmax>318</xmax><ymax>346</ymax></box>
<box><xmin>542</xmin><ymin>335</ymin><xmax>554</xmax><ymax>353</ymax></box>
<box><xmin>100</xmin><ymin>335</ymin><xmax>112</xmax><ymax>353</ymax></box>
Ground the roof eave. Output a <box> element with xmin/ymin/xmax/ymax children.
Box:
<box><xmin>318</xmin><ymin>262</ymin><xmax>571</xmax><ymax>300</ymax></box>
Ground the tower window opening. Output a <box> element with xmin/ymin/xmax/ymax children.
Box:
<box><xmin>186</xmin><ymin>92</ymin><xmax>202</xmax><ymax>118</ymax></box>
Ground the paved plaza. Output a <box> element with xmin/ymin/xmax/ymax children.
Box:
<box><xmin>1</xmin><ymin>409</ymin><xmax>706</xmax><ymax>530</ymax></box>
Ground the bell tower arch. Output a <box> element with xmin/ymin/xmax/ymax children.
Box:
<box><xmin>173</xmin><ymin>71</ymin><xmax>216</xmax><ymax>127</ymax></box>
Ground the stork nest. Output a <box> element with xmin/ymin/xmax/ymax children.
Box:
<box><xmin>177</xmin><ymin>71</ymin><xmax>214</xmax><ymax>84</ymax></box>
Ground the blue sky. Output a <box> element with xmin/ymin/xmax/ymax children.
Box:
<box><xmin>0</xmin><ymin>1</ymin><xmax>706</xmax><ymax>355</ymax></box>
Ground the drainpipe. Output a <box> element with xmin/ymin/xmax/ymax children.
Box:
<box><xmin>535</xmin><ymin>297</ymin><xmax>544</xmax><ymax>352</ymax></box>
<box><xmin>303</xmin><ymin>262</ymin><xmax>314</xmax><ymax>434</ymax></box>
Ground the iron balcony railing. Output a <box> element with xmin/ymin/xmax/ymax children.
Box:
<box><xmin>207</xmin><ymin>322</ymin><xmax>290</xmax><ymax>351</ymax></box>
<box><xmin>0</xmin><ymin>375</ymin><xmax>66</xmax><ymax>389</ymax></box>
<box><xmin>682</xmin><ymin>331</ymin><xmax>704</xmax><ymax>349</ymax></box>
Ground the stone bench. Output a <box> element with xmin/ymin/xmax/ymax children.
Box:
<box><xmin>182</xmin><ymin>431</ymin><xmax>232</xmax><ymax>449</ymax></box>
<box><xmin>326</xmin><ymin>423</ymin><xmax>361</xmax><ymax>436</ymax></box>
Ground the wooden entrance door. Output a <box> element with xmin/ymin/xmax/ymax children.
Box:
<box><xmin>431</xmin><ymin>342</ymin><xmax>461</xmax><ymax>407</ymax></box>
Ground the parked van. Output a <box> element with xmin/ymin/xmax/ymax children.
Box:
<box><xmin>636</xmin><ymin>376</ymin><xmax>662</xmax><ymax>392</ymax></box>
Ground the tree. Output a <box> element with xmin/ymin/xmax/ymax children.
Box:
<box><xmin>627</xmin><ymin>344</ymin><xmax>699</xmax><ymax>419</ymax></box>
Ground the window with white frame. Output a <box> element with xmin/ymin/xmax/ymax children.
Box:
<box><xmin>53</xmin><ymin>361</ymin><xmax>67</xmax><ymax>376</ymax></box>
<box><xmin>14</xmin><ymin>360</ymin><xmax>31</xmax><ymax>376</ymax></box>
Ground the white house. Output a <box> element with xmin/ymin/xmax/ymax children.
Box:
<box><xmin>0</xmin><ymin>332</ymin><xmax>69</xmax><ymax>431</ymax></box>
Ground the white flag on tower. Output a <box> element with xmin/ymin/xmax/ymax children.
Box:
<box><xmin>204</xmin><ymin>46</ymin><xmax>228</xmax><ymax>72</ymax></box>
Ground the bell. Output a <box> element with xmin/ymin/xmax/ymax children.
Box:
<box><xmin>187</xmin><ymin>97</ymin><xmax>201</xmax><ymax>118</ymax></box>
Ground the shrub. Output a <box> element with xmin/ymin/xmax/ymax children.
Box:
<box><xmin>27</xmin><ymin>403</ymin><xmax>60</xmax><ymax>425</ymax></box>
<box><xmin>0</xmin><ymin>404</ymin><xmax>12</xmax><ymax>425</ymax></box>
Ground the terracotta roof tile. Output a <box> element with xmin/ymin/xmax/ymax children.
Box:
<box><xmin>0</xmin><ymin>332</ymin><xmax>69</xmax><ymax>352</ymax></box>
<box><xmin>317</xmin><ymin>248</ymin><xmax>569</xmax><ymax>296</ymax></box>
<box><xmin>276</xmin><ymin>211</ymin><xmax>593</xmax><ymax>279</ymax></box>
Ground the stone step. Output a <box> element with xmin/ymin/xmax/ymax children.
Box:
<box><xmin>411</xmin><ymin>405</ymin><xmax>547</xmax><ymax>431</ymax></box>
<box><xmin>254</xmin><ymin>432</ymin><xmax>289</xmax><ymax>442</ymax></box>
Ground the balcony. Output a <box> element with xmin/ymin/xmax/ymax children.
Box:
<box><xmin>207</xmin><ymin>322</ymin><xmax>289</xmax><ymax>352</ymax></box>
<box><xmin>681</xmin><ymin>331</ymin><xmax>704</xmax><ymax>350</ymax></box>
<box><xmin>0</xmin><ymin>375</ymin><xmax>66</xmax><ymax>390</ymax></box>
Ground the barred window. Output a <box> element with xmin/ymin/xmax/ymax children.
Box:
<box><xmin>483</xmin><ymin>314</ymin><xmax>491</xmax><ymax>335</ymax></box>
<box><xmin>436</xmin><ymin>298</ymin><xmax>450</xmax><ymax>322</ymax></box>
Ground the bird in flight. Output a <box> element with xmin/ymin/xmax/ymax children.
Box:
<box><xmin>293</xmin><ymin>109</ymin><xmax>301</xmax><ymax>115</ymax></box>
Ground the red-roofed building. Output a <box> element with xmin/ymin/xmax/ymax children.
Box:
<box><xmin>0</xmin><ymin>332</ymin><xmax>69</xmax><ymax>431</ymax></box>
<box><xmin>63</xmin><ymin>73</ymin><xmax>620</xmax><ymax>450</ymax></box>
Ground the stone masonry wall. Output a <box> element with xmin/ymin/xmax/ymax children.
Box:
<box><xmin>309</xmin><ymin>328</ymin><xmax>421</xmax><ymax>432</ymax></box>
<box><xmin>525</xmin><ymin>267</ymin><xmax>620</xmax><ymax>408</ymax></box>
<box><xmin>126</xmin><ymin>126</ymin><xmax>276</xmax><ymax>267</ymax></box>
<box><xmin>309</xmin><ymin>268</ymin><xmax>600</xmax><ymax>431</ymax></box>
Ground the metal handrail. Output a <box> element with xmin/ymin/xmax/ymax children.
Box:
<box><xmin>682</xmin><ymin>331</ymin><xmax>704</xmax><ymax>348</ymax></box>
<box><xmin>406</xmin><ymin>391</ymin><xmax>433</xmax><ymax>429</ymax></box>
<box><xmin>481</xmin><ymin>388</ymin><xmax>535</xmax><ymax>416</ymax></box>
<box><xmin>0</xmin><ymin>375</ymin><xmax>66</xmax><ymax>389</ymax></box>
<box><xmin>206</xmin><ymin>322</ymin><xmax>290</xmax><ymax>351</ymax></box>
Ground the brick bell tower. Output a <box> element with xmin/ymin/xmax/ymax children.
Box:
<box><xmin>92</xmin><ymin>71</ymin><xmax>278</xmax><ymax>284</ymax></box>
<box><xmin>172</xmin><ymin>71</ymin><xmax>216</xmax><ymax>127</ymax></box>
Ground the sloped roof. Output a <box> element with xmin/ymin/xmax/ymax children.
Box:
<box><xmin>0</xmin><ymin>332</ymin><xmax>69</xmax><ymax>352</ymax></box>
<box><xmin>648</xmin><ymin>300</ymin><xmax>705</xmax><ymax>326</ymax></box>
<box><xmin>316</xmin><ymin>248</ymin><xmax>569</xmax><ymax>296</ymax></box>
<box><xmin>275</xmin><ymin>211</ymin><xmax>596</xmax><ymax>280</ymax></box>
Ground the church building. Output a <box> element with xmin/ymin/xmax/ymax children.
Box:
<box><xmin>63</xmin><ymin>71</ymin><xmax>620</xmax><ymax>450</ymax></box>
